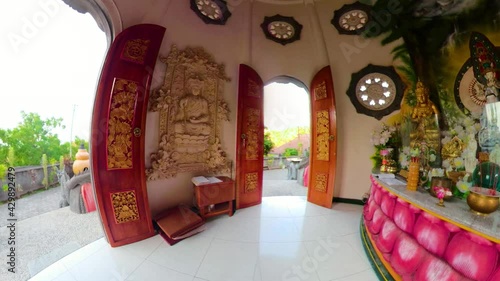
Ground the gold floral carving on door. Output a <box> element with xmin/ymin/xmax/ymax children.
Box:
<box><xmin>111</xmin><ymin>191</ymin><xmax>140</xmax><ymax>224</ymax></box>
<box><xmin>245</xmin><ymin>108</ymin><xmax>260</xmax><ymax>161</ymax></box>
<box><xmin>314</xmin><ymin>81</ymin><xmax>327</xmax><ymax>100</ymax></box>
<box><xmin>147</xmin><ymin>45</ymin><xmax>232</xmax><ymax>180</ymax></box>
<box><xmin>314</xmin><ymin>173</ymin><xmax>328</xmax><ymax>193</ymax></box>
<box><xmin>316</xmin><ymin>110</ymin><xmax>330</xmax><ymax>161</ymax></box>
<box><xmin>248</xmin><ymin>79</ymin><xmax>262</xmax><ymax>98</ymax></box>
<box><xmin>107</xmin><ymin>78</ymin><xmax>138</xmax><ymax>170</ymax></box>
<box><xmin>121</xmin><ymin>39</ymin><xmax>150</xmax><ymax>64</ymax></box>
<box><xmin>245</xmin><ymin>172</ymin><xmax>258</xmax><ymax>193</ymax></box>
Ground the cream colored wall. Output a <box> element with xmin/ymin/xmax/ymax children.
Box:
<box><xmin>315</xmin><ymin>0</ymin><xmax>403</xmax><ymax>199</ymax></box>
<box><xmin>101</xmin><ymin>0</ymin><xmax>401</xmax><ymax>215</ymax></box>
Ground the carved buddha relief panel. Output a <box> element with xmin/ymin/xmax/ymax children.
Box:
<box><xmin>316</xmin><ymin>110</ymin><xmax>330</xmax><ymax>161</ymax></box>
<box><xmin>147</xmin><ymin>45</ymin><xmax>231</xmax><ymax>180</ymax></box>
<box><xmin>107</xmin><ymin>78</ymin><xmax>138</xmax><ymax>170</ymax></box>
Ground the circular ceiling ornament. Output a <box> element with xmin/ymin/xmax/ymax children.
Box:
<box><xmin>190</xmin><ymin>0</ymin><xmax>232</xmax><ymax>25</ymax></box>
<box><xmin>331</xmin><ymin>1</ymin><xmax>372</xmax><ymax>35</ymax></box>
<box><xmin>260</xmin><ymin>14</ymin><xmax>303</xmax><ymax>45</ymax></box>
<box><xmin>347</xmin><ymin>64</ymin><xmax>405</xmax><ymax>120</ymax></box>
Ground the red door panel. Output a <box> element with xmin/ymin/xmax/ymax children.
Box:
<box><xmin>307</xmin><ymin>66</ymin><xmax>337</xmax><ymax>208</ymax></box>
<box><xmin>91</xmin><ymin>24</ymin><xmax>165</xmax><ymax>247</ymax></box>
<box><xmin>235</xmin><ymin>64</ymin><xmax>264</xmax><ymax>209</ymax></box>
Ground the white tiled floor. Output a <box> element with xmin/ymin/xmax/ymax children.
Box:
<box><xmin>29</xmin><ymin>196</ymin><xmax>378</xmax><ymax>281</ymax></box>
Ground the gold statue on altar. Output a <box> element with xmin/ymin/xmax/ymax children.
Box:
<box><xmin>412</xmin><ymin>81</ymin><xmax>439</xmax><ymax>120</ymax></box>
<box><xmin>442</xmin><ymin>136</ymin><xmax>464</xmax><ymax>159</ymax></box>
<box><xmin>410</xmin><ymin>80</ymin><xmax>440</xmax><ymax>160</ymax></box>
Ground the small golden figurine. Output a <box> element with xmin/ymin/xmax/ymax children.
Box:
<box><xmin>411</xmin><ymin>80</ymin><xmax>440</xmax><ymax>121</ymax></box>
<box><xmin>441</xmin><ymin>136</ymin><xmax>464</xmax><ymax>159</ymax></box>
<box><xmin>410</xmin><ymin>80</ymin><xmax>441</xmax><ymax>157</ymax></box>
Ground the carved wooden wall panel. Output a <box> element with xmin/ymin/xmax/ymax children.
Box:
<box><xmin>314</xmin><ymin>81</ymin><xmax>327</xmax><ymax>100</ymax></box>
<box><xmin>147</xmin><ymin>45</ymin><xmax>231</xmax><ymax>180</ymax></box>
<box><xmin>111</xmin><ymin>190</ymin><xmax>140</xmax><ymax>224</ymax></box>
<box><xmin>245</xmin><ymin>108</ymin><xmax>260</xmax><ymax>161</ymax></box>
<box><xmin>316</xmin><ymin>110</ymin><xmax>330</xmax><ymax>161</ymax></box>
<box><xmin>121</xmin><ymin>39</ymin><xmax>150</xmax><ymax>64</ymax></box>
<box><xmin>107</xmin><ymin>78</ymin><xmax>138</xmax><ymax>170</ymax></box>
<box><xmin>245</xmin><ymin>172</ymin><xmax>258</xmax><ymax>193</ymax></box>
<box><xmin>314</xmin><ymin>173</ymin><xmax>328</xmax><ymax>193</ymax></box>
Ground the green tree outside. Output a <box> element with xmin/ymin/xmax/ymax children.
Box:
<box><xmin>0</xmin><ymin>112</ymin><xmax>89</xmax><ymax>167</ymax></box>
<box><xmin>263</xmin><ymin>130</ymin><xmax>274</xmax><ymax>156</ymax></box>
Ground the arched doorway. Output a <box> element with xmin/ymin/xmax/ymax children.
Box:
<box><xmin>235</xmin><ymin>65</ymin><xmax>337</xmax><ymax>210</ymax></box>
<box><xmin>262</xmin><ymin>77</ymin><xmax>311</xmax><ymax>197</ymax></box>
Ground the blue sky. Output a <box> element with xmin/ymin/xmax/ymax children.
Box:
<box><xmin>0</xmin><ymin>0</ymin><xmax>107</xmax><ymax>143</ymax></box>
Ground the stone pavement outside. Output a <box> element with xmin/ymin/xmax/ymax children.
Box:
<box><xmin>262</xmin><ymin>168</ymin><xmax>308</xmax><ymax>197</ymax></box>
<box><xmin>0</xmin><ymin>168</ymin><xmax>304</xmax><ymax>281</ymax></box>
<box><xmin>0</xmin><ymin>185</ymin><xmax>104</xmax><ymax>281</ymax></box>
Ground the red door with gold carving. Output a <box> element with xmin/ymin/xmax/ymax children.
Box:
<box><xmin>91</xmin><ymin>24</ymin><xmax>165</xmax><ymax>247</ymax></box>
<box><xmin>307</xmin><ymin>66</ymin><xmax>337</xmax><ymax>208</ymax></box>
<box><xmin>235</xmin><ymin>64</ymin><xmax>264</xmax><ymax>209</ymax></box>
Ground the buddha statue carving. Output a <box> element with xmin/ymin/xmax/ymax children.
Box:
<box><xmin>410</xmin><ymin>80</ymin><xmax>441</xmax><ymax>158</ymax></box>
<box><xmin>173</xmin><ymin>73</ymin><xmax>211</xmax><ymax>155</ymax></box>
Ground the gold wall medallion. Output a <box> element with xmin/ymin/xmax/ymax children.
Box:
<box><xmin>111</xmin><ymin>191</ymin><xmax>140</xmax><ymax>224</ymax></box>
<box><xmin>107</xmin><ymin>78</ymin><xmax>138</xmax><ymax>170</ymax></box>
<box><xmin>314</xmin><ymin>173</ymin><xmax>328</xmax><ymax>193</ymax></box>
<box><xmin>245</xmin><ymin>172</ymin><xmax>258</xmax><ymax>193</ymax></box>
<box><xmin>245</xmin><ymin>108</ymin><xmax>260</xmax><ymax>160</ymax></box>
<box><xmin>316</xmin><ymin>110</ymin><xmax>330</xmax><ymax>161</ymax></box>
<box><xmin>147</xmin><ymin>45</ymin><xmax>231</xmax><ymax>180</ymax></box>
<box><xmin>121</xmin><ymin>39</ymin><xmax>150</xmax><ymax>64</ymax></box>
<box><xmin>314</xmin><ymin>81</ymin><xmax>327</xmax><ymax>100</ymax></box>
<box><xmin>248</xmin><ymin>79</ymin><xmax>262</xmax><ymax>98</ymax></box>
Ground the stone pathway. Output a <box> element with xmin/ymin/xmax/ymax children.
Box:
<box><xmin>0</xmin><ymin>185</ymin><xmax>103</xmax><ymax>281</ymax></box>
<box><xmin>263</xmin><ymin>168</ymin><xmax>308</xmax><ymax>197</ymax></box>
<box><xmin>0</xmin><ymin>185</ymin><xmax>62</xmax><ymax>227</ymax></box>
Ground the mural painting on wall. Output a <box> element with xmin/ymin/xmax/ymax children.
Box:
<box><xmin>146</xmin><ymin>45</ymin><xmax>231</xmax><ymax>181</ymax></box>
<box><xmin>366</xmin><ymin>0</ymin><xmax>500</xmax><ymax>168</ymax></box>
<box><xmin>369</xmin><ymin>0</ymin><xmax>500</xmax><ymax>119</ymax></box>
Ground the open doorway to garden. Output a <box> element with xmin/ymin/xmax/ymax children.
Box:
<box><xmin>262</xmin><ymin>77</ymin><xmax>311</xmax><ymax>197</ymax></box>
<box><xmin>0</xmin><ymin>1</ymin><xmax>109</xmax><ymax>279</ymax></box>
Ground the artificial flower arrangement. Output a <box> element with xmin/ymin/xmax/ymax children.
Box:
<box><xmin>398</xmin><ymin>145</ymin><xmax>437</xmax><ymax>169</ymax></box>
<box><xmin>370</xmin><ymin>123</ymin><xmax>400</xmax><ymax>169</ymax></box>
<box><xmin>433</xmin><ymin>186</ymin><xmax>453</xmax><ymax>197</ymax></box>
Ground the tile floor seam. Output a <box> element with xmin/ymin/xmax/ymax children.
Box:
<box><xmin>62</xmin><ymin>243</ymin><xmax>104</xmax><ymax>274</ymax></box>
<box><xmin>253</xmin><ymin>256</ymin><xmax>262</xmax><ymax>281</ymax></box>
<box><xmin>123</xmin><ymin>258</ymin><xmax>149</xmax><ymax>281</ymax></box>
<box><xmin>64</xmin><ymin>265</ymin><xmax>79</xmax><ymax>281</ymax></box>
<box><xmin>144</xmin><ymin>258</ymin><xmax>196</xmax><ymax>279</ymax></box>
<box><xmin>301</xmin><ymin>240</ymin><xmax>323</xmax><ymax>281</ymax></box>
<box><xmin>47</xmin><ymin>262</ymin><xmax>71</xmax><ymax>281</ymax></box>
<box><xmin>192</xmin><ymin>235</ymin><xmax>215</xmax><ymax>278</ymax></box>
<box><xmin>59</xmin><ymin>239</ymin><xmax>107</xmax><ymax>271</ymax></box>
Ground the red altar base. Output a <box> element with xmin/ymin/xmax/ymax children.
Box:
<box><xmin>362</xmin><ymin>175</ymin><xmax>500</xmax><ymax>281</ymax></box>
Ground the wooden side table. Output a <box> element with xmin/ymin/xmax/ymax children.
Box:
<box><xmin>193</xmin><ymin>176</ymin><xmax>235</xmax><ymax>219</ymax></box>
